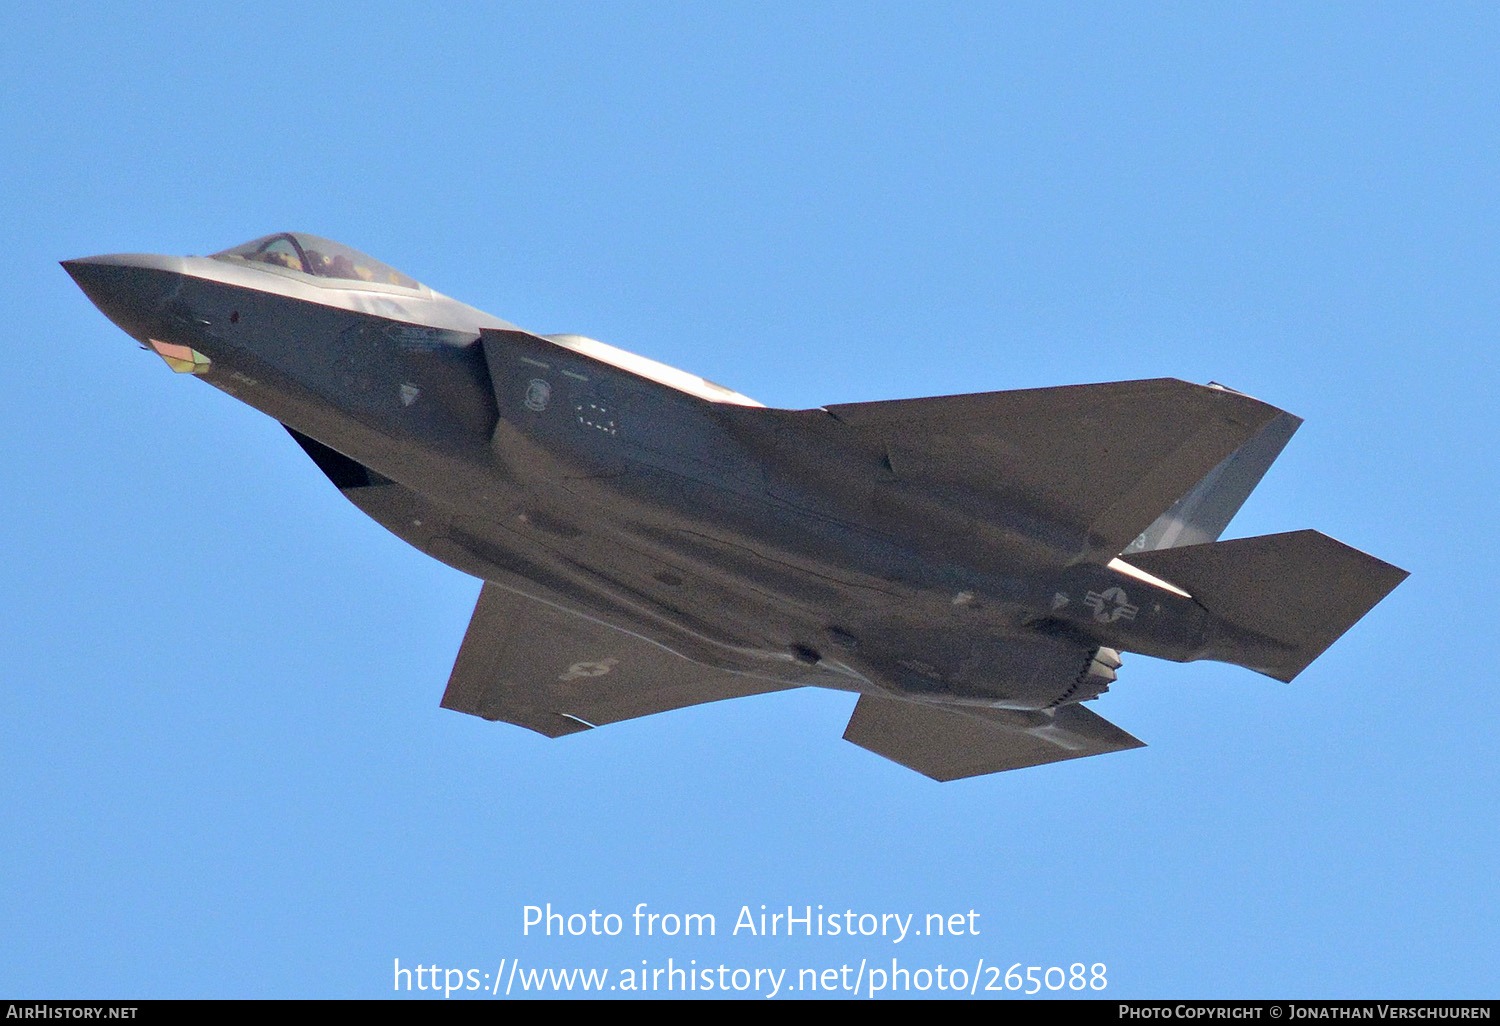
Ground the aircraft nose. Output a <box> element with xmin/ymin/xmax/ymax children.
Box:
<box><xmin>62</xmin><ymin>254</ymin><xmax>183</xmax><ymax>340</ymax></box>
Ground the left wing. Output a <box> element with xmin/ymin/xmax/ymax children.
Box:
<box><xmin>440</xmin><ymin>582</ymin><xmax>800</xmax><ymax>736</ymax></box>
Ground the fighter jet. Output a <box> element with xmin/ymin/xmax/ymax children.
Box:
<box><xmin>64</xmin><ymin>232</ymin><xmax>1407</xmax><ymax>780</ymax></box>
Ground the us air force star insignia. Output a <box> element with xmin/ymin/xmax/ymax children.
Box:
<box><xmin>559</xmin><ymin>657</ymin><xmax>619</xmax><ymax>682</ymax></box>
<box><xmin>524</xmin><ymin>378</ymin><xmax>551</xmax><ymax>412</ymax></box>
<box><xmin>1084</xmin><ymin>587</ymin><xmax>1138</xmax><ymax>624</ymax></box>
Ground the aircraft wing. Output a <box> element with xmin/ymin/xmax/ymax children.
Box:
<box><xmin>441</xmin><ymin>582</ymin><xmax>800</xmax><ymax>737</ymax></box>
<box><xmin>1123</xmin><ymin>408</ymin><xmax>1302</xmax><ymax>553</ymax></box>
<box><xmin>843</xmin><ymin>697</ymin><xmax>1145</xmax><ymax>781</ymax></box>
<box><xmin>821</xmin><ymin>378</ymin><xmax>1285</xmax><ymax>562</ymax></box>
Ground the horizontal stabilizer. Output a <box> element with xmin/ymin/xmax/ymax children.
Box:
<box><xmin>1123</xmin><ymin>531</ymin><xmax>1408</xmax><ymax>682</ymax></box>
<box><xmin>842</xmin><ymin>696</ymin><xmax>1145</xmax><ymax>780</ymax></box>
<box><xmin>824</xmin><ymin>379</ymin><xmax>1285</xmax><ymax>562</ymax></box>
<box><xmin>441</xmin><ymin>582</ymin><xmax>798</xmax><ymax>737</ymax></box>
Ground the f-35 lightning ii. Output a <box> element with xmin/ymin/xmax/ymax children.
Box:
<box><xmin>64</xmin><ymin>232</ymin><xmax>1407</xmax><ymax>780</ymax></box>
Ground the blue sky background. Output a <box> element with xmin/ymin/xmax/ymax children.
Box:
<box><xmin>2</xmin><ymin>2</ymin><xmax>1496</xmax><ymax>999</ymax></box>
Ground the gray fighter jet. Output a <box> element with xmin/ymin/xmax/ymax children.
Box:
<box><xmin>64</xmin><ymin>232</ymin><xmax>1407</xmax><ymax>780</ymax></box>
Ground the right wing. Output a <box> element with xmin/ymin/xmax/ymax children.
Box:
<box><xmin>440</xmin><ymin>582</ymin><xmax>801</xmax><ymax>737</ymax></box>
<box><xmin>820</xmin><ymin>379</ymin><xmax>1285</xmax><ymax>562</ymax></box>
<box><xmin>842</xmin><ymin>697</ymin><xmax>1145</xmax><ymax>781</ymax></box>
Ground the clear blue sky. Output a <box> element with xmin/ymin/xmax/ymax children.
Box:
<box><xmin>2</xmin><ymin>1</ymin><xmax>1495</xmax><ymax>999</ymax></box>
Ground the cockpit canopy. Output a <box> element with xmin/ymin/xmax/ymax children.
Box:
<box><xmin>211</xmin><ymin>232</ymin><xmax>421</xmax><ymax>290</ymax></box>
